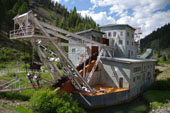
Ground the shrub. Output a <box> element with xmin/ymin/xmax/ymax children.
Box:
<box><xmin>0</xmin><ymin>64</ymin><xmax>6</xmax><ymax>68</ymax></box>
<box><xmin>143</xmin><ymin>90</ymin><xmax>170</xmax><ymax>109</ymax></box>
<box><xmin>150</xmin><ymin>101</ymin><xmax>167</xmax><ymax>109</ymax></box>
<box><xmin>0</xmin><ymin>92</ymin><xmax>30</xmax><ymax>101</ymax></box>
<box><xmin>8</xmin><ymin>73</ymin><xmax>16</xmax><ymax>77</ymax></box>
<box><xmin>29</xmin><ymin>88</ymin><xmax>86</xmax><ymax>113</ymax></box>
<box><xmin>160</xmin><ymin>55</ymin><xmax>167</xmax><ymax>62</ymax></box>
<box><xmin>149</xmin><ymin>79</ymin><xmax>170</xmax><ymax>90</ymax></box>
<box><xmin>21</xmin><ymin>63</ymin><xmax>30</xmax><ymax>69</ymax></box>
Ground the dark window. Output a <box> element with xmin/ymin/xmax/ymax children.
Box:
<box><xmin>120</xmin><ymin>31</ymin><xmax>123</xmax><ymax>36</ymax></box>
<box><xmin>72</xmin><ymin>48</ymin><xmax>76</xmax><ymax>53</ymax></box>
<box><xmin>113</xmin><ymin>32</ymin><xmax>116</xmax><ymax>37</ymax></box>
<box><xmin>119</xmin><ymin>77</ymin><xmax>123</xmax><ymax>88</ymax></box>
<box><xmin>133</xmin><ymin>77</ymin><xmax>135</xmax><ymax>82</ymax></box>
<box><xmin>127</xmin><ymin>41</ymin><xmax>129</xmax><ymax>45</ymax></box>
<box><xmin>132</xmin><ymin>34</ymin><xmax>134</xmax><ymax>38</ymax></box>
<box><xmin>127</xmin><ymin>32</ymin><xmax>129</xmax><ymax>37</ymax></box>
<box><xmin>119</xmin><ymin>40</ymin><xmax>123</xmax><ymax>45</ymax></box>
<box><xmin>128</xmin><ymin>50</ymin><xmax>130</xmax><ymax>58</ymax></box>
<box><xmin>143</xmin><ymin>74</ymin><xmax>145</xmax><ymax>81</ymax></box>
<box><xmin>137</xmin><ymin>76</ymin><xmax>141</xmax><ymax>80</ymax></box>
<box><xmin>108</xmin><ymin>32</ymin><xmax>111</xmax><ymax>37</ymax></box>
<box><xmin>131</xmin><ymin>51</ymin><xmax>133</xmax><ymax>55</ymax></box>
<box><xmin>134</xmin><ymin>67</ymin><xmax>141</xmax><ymax>72</ymax></box>
<box><xmin>147</xmin><ymin>72</ymin><xmax>151</xmax><ymax>80</ymax></box>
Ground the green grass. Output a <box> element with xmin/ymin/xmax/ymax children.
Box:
<box><xmin>143</xmin><ymin>90</ymin><xmax>170</xmax><ymax>109</ymax></box>
<box><xmin>20</xmin><ymin>89</ymin><xmax>36</xmax><ymax>97</ymax></box>
<box><xmin>0</xmin><ymin>72</ymin><xmax>27</xmax><ymax>81</ymax></box>
<box><xmin>0</xmin><ymin>36</ymin><xmax>38</xmax><ymax>64</ymax></box>
<box><xmin>14</xmin><ymin>105</ymin><xmax>35</xmax><ymax>113</ymax></box>
<box><xmin>0</xmin><ymin>102</ymin><xmax>34</xmax><ymax>113</ymax></box>
<box><xmin>0</xmin><ymin>75</ymin><xmax>13</xmax><ymax>81</ymax></box>
<box><xmin>158</xmin><ymin>60</ymin><xmax>170</xmax><ymax>65</ymax></box>
<box><xmin>142</xmin><ymin>64</ymin><xmax>170</xmax><ymax>109</ymax></box>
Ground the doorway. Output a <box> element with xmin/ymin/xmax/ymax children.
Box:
<box><xmin>119</xmin><ymin>77</ymin><xmax>123</xmax><ymax>88</ymax></box>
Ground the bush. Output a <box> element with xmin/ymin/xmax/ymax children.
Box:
<box><xmin>0</xmin><ymin>64</ymin><xmax>6</xmax><ymax>68</ymax></box>
<box><xmin>8</xmin><ymin>73</ymin><xmax>16</xmax><ymax>77</ymax></box>
<box><xmin>29</xmin><ymin>88</ymin><xmax>86</xmax><ymax>113</ymax></box>
<box><xmin>0</xmin><ymin>92</ymin><xmax>30</xmax><ymax>101</ymax></box>
<box><xmin>149</xmin><ymin>79</ymin><xmax>170</xmax><ymax>90</ymax></box>
<box><xmin>150</xmin><ymin>102</ymin><xmax>167</xmax><ymax>109</ymax></box>
<box><xmin>21</xmin><ymin>63</ymin><xmax>30</xmax><ymax>69</ymax></box>
<box><xmin>160</xmin><ymin>55</ymin><xmax>167</xmax><ymax>62</ymax></box>
<box><xmin>143</xmin><ymin>90</ymin><xmax>170</xmax><ymax>109</ymax></box>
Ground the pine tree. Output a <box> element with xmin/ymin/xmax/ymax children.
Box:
<box><xmin>60</xmin><ymin>17</ymin><xmax>67</xmax><ymax>30</ymax></box>
<box><xmin>0</xmin><ymin>0</ymin><xmax>6</xmax><ymax>29</ymax></box>
<box><xmin>18</xmin><ymin>2</ymin><xmax>28</xmax><ymax>14</ymax></box>
<box><xmin>54</xmin><ymin>16</ymin><xmax>59</xmax><ymax>26</ymax></box>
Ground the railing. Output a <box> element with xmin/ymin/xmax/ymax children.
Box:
<box><xmin>10</xmin><ymin>26</ymin><xmax>34</xmax><ymax>38</ymax></box>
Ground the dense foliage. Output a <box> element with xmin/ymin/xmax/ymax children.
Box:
<box><xmin>143</xmin><ymin>90</ymin><xmax>170</xmax><ymax>109</ymax></box>
<box><xmin>29</xmin><ymin>88</ymin><xmax>86</xmax><ymax>113</ymax></box>
<box><xmin>32</xmin><ymin>0</ymin><xmax>98</xmax><ymax>32</ymax></box>
<box><xmin>0</xmin><ymin>0</ymin><xmax>99</xmax><ymax>63</ymax></box>
<box><xmin>0</xmin><ymin>36</ymin><xmax>39</xmax><ymax>63</ymax></box>
<box><xmin>0</xmin><ymin>0</ymin><xmax>98</xmax><ymax>33</ymax></box>
<box><xmin>141</xmin><ymin>23</ymin><xmax>170</xmax><ymax>51</ymax></box>
<box><xmin>143</xmin><ymin>79</ymin><xmax>170</xmax><ymax>109</ymax></box>
<box><xmin>140</xmin><ymin>23</ymin><xmax>170</xmax><ymax>63</ymax></box>
<box><xmin>0</xmin><ymin>92</ymin><xmax>30</xmax><ymax>101</ymax></box>
<box><xmin>148</xmin><ymin>79</ymin><xmax>170</xmax><ymax>90</ymax></box>
<box><xmin>0</xmin><ymin>0</ymin><xmax>29</xmax><ymax>31</ymax></box>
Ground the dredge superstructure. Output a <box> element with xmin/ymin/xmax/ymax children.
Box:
<box><xmin>0</xmin><ymin>11</ymin><xmax>156</xmax><ymax>108</ymax></box>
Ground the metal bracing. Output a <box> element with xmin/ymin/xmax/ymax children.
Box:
<box><xmin>8</xmin><ymin>10</ymin><xmax>115</xmax><ymax>93</ymax></box>
<box><xmin>87</xmin><ymin>48</ymin><xmax>104</xmax><ymax>83</ymax></box>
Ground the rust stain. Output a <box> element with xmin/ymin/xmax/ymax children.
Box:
<box><xmin>74</xmin><ymin>85</ymin><xmax>129</xmax><ymax>96</ymax></box>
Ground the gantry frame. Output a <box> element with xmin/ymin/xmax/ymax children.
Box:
<box><xmin>9</xmin><ymin>10</ymin><xmax>114</xmax><ymax>93</ymax></box>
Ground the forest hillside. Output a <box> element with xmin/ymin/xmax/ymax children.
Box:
<box><xmin>0</xmin><ymin>0</ymin><xmax>99</xmax><ymax>63</ymax></box>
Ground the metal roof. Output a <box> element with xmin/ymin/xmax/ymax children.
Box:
<box><xmin>100</xmin><ymin>24</ymin><xmax>136</xmax><ymax>30</ymax></box>
<box><xmin>76</xmin><ymin>28</ymin><xmax>105</xmax><ymax>35</ymax></box>
<box><xmin>101</xmin><ymin>57</ymin><xmax>157</xmax><ymax>64</ymax></box>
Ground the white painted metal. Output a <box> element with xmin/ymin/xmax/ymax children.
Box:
<box><xmin>9</xmin><ymin>11</ymin><xmax>109</xmax><ymax>93</ymax></box>
<box><xmin>87</xmin><ymin>49</ymin><xmax>104</xmax><ymax>83</ymax></box>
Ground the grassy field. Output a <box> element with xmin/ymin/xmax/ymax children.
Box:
<box><xmin>143</xmin><ymin>63</ymin><xmax>170</xmax><ymax>109</ymax></box>
<box><xmin>0</xmin><ymin>88</ymin><xmax>36</xmax><ymax>113</ymax></box>
<box><xmin>143</xmin><ymin>90</ymin><xmax>170</xmax><ymax>109</ymax></box>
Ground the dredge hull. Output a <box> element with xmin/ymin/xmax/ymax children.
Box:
<box><xmin>73</xmin><ymin>79</ymin><xmax>153</xmax><ymax>109</ymax></box>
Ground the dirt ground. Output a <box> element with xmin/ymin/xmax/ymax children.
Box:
<box><xmin>156</xmin><ymin>64</ymin><xmax>170</xmax><ymax>80</ymax></box>
<box><xmin>0</xmin><ymin>99</ymin><xmax>28</xmax><ymax>113</ymax></box>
